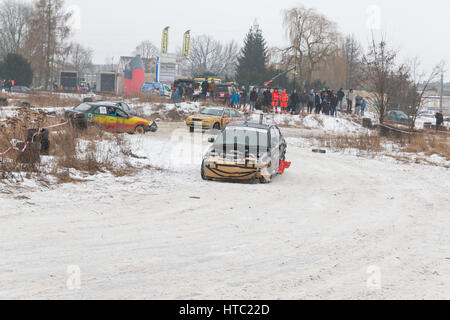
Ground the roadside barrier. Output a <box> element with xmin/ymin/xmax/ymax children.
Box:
<box><xmin>0</xmin><ymin>120</ymin><xmax>69</xmax><ymax>157</ymax></box>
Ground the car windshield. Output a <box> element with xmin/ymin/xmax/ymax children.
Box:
<box><xmin>215</xmin><ymin>127</ymin><xmax>269</xmax><ymax>150</ymax></box>
<box><xmin>73</xmin><ymin>103</ymin><xmax>92</xmax><ymax>112</ymax></box>
<box><xmin>201</xmin><ymin>108</ymin><xmax>223</xmax><ymax>116</ymax></box>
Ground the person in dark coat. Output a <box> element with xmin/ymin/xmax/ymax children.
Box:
<box><xmin>249</xmin><ymin>88</ymin><xmax>258</xmax><ymax>112</ymax></box>
<box><xmin>201</xmin><ymin>80</ymin><xmax>209</xmax><ymax>100</ymax></box>
<box><xmin>308</xmin><ymin>90</ymin><xmax>315</xmax><ymax>113</ymax></box>
<box><xmin>330</xmin><ymin>93</ymin><xmax>338</xmax><ymax>117</ymax></box>
<box><xmin>435</xmin><ymin>110</ymin><xmax>444</xmax><ymax>131</ymax></box>
<box><xmin>263</xmin><ymin>89</ymin><xmax>272</xmax><ymax>113</ymax></box>
<box><xmin>300</xmin><ymin>90</ymin><xmax>308</xmax><ymax>113</ymax></box>
<box><xmin>315</xmin><ymin>92</ymin><xmax>322</xmax><ymax>114</ymax></box>
<box><xmin>290</xmin><ymin>90</ymin><xmax>300</xmax><ymax>114</ymax></box>
<box><xmin>321</xmin><ymin>92</ymin><xmax>329</xmax><ymax>115</ymax></box>
<box><xmin>337</xmin><ymin>88</ymin><xmax>345</xmax><ymax>110</ymax></box>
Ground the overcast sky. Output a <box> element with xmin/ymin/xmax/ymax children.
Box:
<box><xmin>56</xmin><ymin>0</ymin><xmax>450</xmax><ymax>73</ymax></box>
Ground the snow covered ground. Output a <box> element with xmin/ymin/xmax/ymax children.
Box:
<box><xmin>1</xmin><ymin>122</ymin><xmax>449</xmax><ymax>300</ymax></box>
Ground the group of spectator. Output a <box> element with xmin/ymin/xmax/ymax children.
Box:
<box><xmin>245</xmin><ymin>87</ymin><xmax>367</xmax><ymax>117</ymax></box>
<box><xmin>0</xmin><ymin>79</ymin><xmax>14</xmax><ymax>93</ymax></box>
<box><xmin>171</xmin><ymin>78</ymin><xmax>370</xmax><ymax>119</ymax></box>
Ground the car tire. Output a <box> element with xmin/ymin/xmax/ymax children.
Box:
<box><xmin>190</xmin><ymin>126</ymin><xmax>195</xmax><ymax>133</ymax></box>
<box><xmin>135</xmin><ymin>125</ymin><xmax>146</xmax><ymax>135</ymax></box>
<box><xmin>213</xmin><ymin>123</ymin><xmax>221</xmax><ymax>130</ymax></box>
<box><xmin>259</xmin><ymin>175</ymin><xmax>272</xmax><ymax>184</ymax></box>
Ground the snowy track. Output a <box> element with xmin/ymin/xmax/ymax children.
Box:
<box><xmin>0</xmin><ymin>123</ymin><xmax>449</xmax><ymax>299</ymax></box>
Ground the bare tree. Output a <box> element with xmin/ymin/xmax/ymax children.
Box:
<box><xmin>133</xmin><ymin>40</ymin><xmax>158</xmax><ymax>60</ymax></box>
<box><xmin>0</xmin><ymin>0</ymin><xmax>31</xmax><ymax>58</ymax></box>
<box><xmin>362</xmin><ymin>35</ymin><xmax>401</xmax><ymax>124</ymax></box>
<box><xmin>67</xmin><ymin>42</ymin><xmax>93</xmax><ymax>75</ymax></box>
<box><xmin>187</xmin><ymin>35</ymin><xmax>239</xmax><ymax>79</ymax></box>
<box><xmin>24</xmin><ymin>0</ymin><xmax>72</xmax><ymax>89</ymax></box>
<box><xmin>344</xmin><ymin>34</ymin><xmax>362</xmax><ymax>89</ymax></box>
<box><xmin>282</xmin><ymin>5</ymin><xmax>340</xmax><ymax>85</ymax></box>
<box><xmin>406</xmin><ymin>58</ymin><xmax>443</xmax><ymax>131</ymax></box>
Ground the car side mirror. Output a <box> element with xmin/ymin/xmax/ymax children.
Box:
<box><xmin>208</xmin><ymin>138</ymin><xmax>215</xmax><ymax>143</ymax></box>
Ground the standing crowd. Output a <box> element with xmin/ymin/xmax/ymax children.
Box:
<box><xmin>246</xmin><ymin>87</ymin><xmax>367</xmax><ymax>117</ymax></box>
<box><xmin>0</xmin><ymin>79</ymin><xmax>14</xmax><ymax>93</ymax></box>
<box><xmin>173</xmin><ymin>79</ymin><xmax>369</xmax><ymax>118</ymax></box>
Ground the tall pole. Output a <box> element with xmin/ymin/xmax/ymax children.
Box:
<box><xmin>440</xmin><ymin>72</ymin><xmax>444</xmax><ymax>111</ymax></box>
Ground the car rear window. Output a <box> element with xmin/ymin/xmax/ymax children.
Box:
<box><xmin>216</xmin><ymin>127</ymin><xmax>269</xmax><ymax>149</ymax></box>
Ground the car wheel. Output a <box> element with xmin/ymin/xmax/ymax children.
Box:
<box><xmin>259</xmin><ymin>175</ymin><xmax>272</xmax><ymax>184</ymax></box>
<box><xmin>190</xmin><ymin>126</ymin><xmax>195</xmax><ymax>133</ymax></box>
<box><xmin>135</xmin><ymin>125</ymin><xmax>146</xmax><ymax>135</ymax></box>
<box><xmin>213</xmin><ymin>123</ymin><xmax>221</xmax><ymax>130</ymax></box>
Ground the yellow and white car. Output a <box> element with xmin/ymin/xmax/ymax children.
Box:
<box><xmin>186</xmin><ymin>107</ymin><xmax>243</xmax><ymax>132</ymax></box>
<box><xmin>65</xmin><ymin>102</ymin><xmax>158</xmax><ymax>134</ymax></box>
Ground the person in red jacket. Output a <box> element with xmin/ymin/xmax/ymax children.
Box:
<box><xmin>280</xmin><ymin>89</ymin><xmax>289</xmax><ymax>114</ymax></box>
<box><xmin>272</xmin><ymin>88</ymin><xmax>280</xmax><ymax>113</ymax></box>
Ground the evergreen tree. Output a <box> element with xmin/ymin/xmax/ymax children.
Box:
<box><xmin>236</xmin><ymin>22</ymin><xmax>268</xmax><ymax>87</ymax></box>
<box><xmin>0</xmin><ymin>53</ymin><xmax>33</xmax><ymax>86</ymax></box>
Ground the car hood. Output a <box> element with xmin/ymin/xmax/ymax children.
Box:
<box><xmin>132</xmin><ymin>116</ymin><xmax>150</xmax><ymax>124</ymax></box>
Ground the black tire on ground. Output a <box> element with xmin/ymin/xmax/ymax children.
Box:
<box><xmin>135</xmin><ymin>125</ymin><xmax>146</xmax><ymax>135</ymax></box>
<box><xmin>213</xmin><ymin>123</ymin><xmax>221</xmax><ymax>130</ymax></box>
<box><xmin>259</xmin><ymin>175</ymin><xmax>272</xmax><ymax>184</ymax></box>
<box><xmin>190</xmin><ymin>126</ymin><xmax>195</xmax><ymax>133</ymax></box>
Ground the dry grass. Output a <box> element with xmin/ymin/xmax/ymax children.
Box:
<box><xmin>1</xmin><ymin>110</ymin><xmax>145</xmax><ymax>185</ymax></box>
<box><xmin>9</xmin><ymin>93</ymin><xmax>82</xmax><ymax>108</ymax></box>
<box><xmin>125</xmin><ymin>93</ymin><xmax>169</xmax><ymax>104</ymax></box>
<box><xmin>315</xmin><ymin>134</ymin><xmax>383</xmax><ymax>153</ymax></box>
<box><xmin>402</xmin><ymin>134</ymin><xmax>450</xmax><ymax>161</ymax></box>
<box><xmin>312</xmin><ymin>131</ymin><xmax>449</xmax><ymax>166</ymax></box>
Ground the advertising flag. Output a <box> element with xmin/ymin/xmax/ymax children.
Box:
<box><xmin>183</xmin><ymin>30</ymin><xmax>191</xmax><ymax>57</ymax></box>
<box><xmin>161</xmin><ymin>26</ymin><xmax>170</xmax><ymax>54</ymax></box>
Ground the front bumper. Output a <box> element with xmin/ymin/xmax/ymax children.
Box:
<box><xmin>186</xmin><ymin>120</ymin><xmax>213</xmax><ymax>129</ymax></box>
<box><xmin>145</xmin><ymin>121</ymin><xmax>158</xmax><ymax>132</ymax></box>
<box><xmin>204</xmin><ymin>157</ymin><xmax>271</xmax><ymax>182</ymax></box>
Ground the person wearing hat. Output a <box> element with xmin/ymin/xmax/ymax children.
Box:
<box><xmin>435</xmin><ymin>110</ymin><xmax>444</xmax><ymax>131</ymax></box>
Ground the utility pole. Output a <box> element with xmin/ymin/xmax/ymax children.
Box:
<box><xmin>440</xmin><ymin>72</ymin><xmax>444</xmax><ymax>111</ymax></box>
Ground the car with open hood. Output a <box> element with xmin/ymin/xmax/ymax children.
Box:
<box><xmin>201</xmin><ymin>116</ymin><xmax>290</xmax><ymax>183</ymax></box>
<box><xmin>65</xmin><ymin>102</ymin><xmax>158</xmax><ymax>134</ymax></box>
<box><xmin>186</xmin><ymin>107</ymin><xmax>243</xmax><ymax>132</ymax></box>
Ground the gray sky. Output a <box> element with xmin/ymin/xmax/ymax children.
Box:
<box><xmin>59</xmin><ymin>0</ymin><xmax>449</xmax><ymax>73</ymax></box>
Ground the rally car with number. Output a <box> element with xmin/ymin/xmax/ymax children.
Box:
<box><xmin>186</xmin><ymin>107</ymin><xmax>243</xmax><ymax>132</ymax></box>
<box><xmin>201</xmin><ymin>117</ymin><xmax>290</xmax><ymax>183</ymax></box>
<box><xmin>65</xmin><ymin>102</ymin><xmax>158</xmax><ymax>134</ymax></box>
